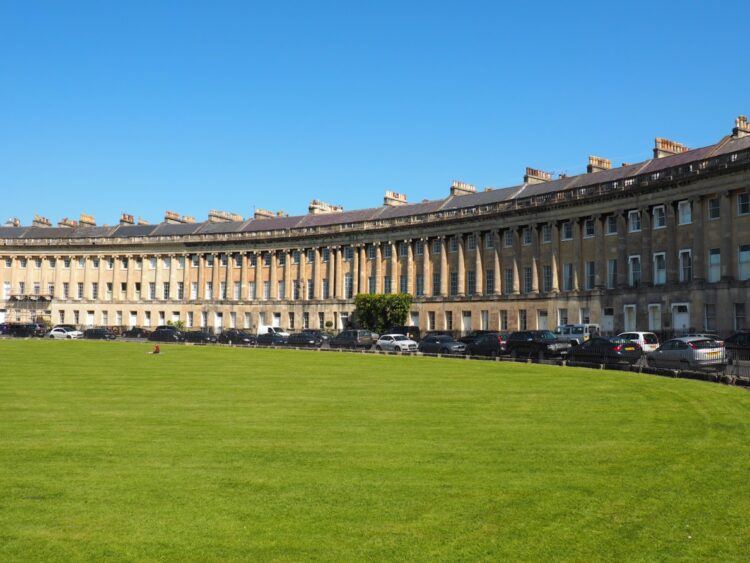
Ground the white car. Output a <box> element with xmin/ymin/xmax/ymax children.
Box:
<box><xmin>261</xmin><ymin>327</ymin><xmax>290</xmax><ymax>338</ymax></box>
<box><xmin>375</xmin><ymin>334</ymin><xmax>418</xmax><ymax>352</ymax></box>
<box><xmin>48</xmin><ymin>325</ymin><xmax>83</xmax><ymax>339</ymax></box>
<box><xmin>618</xmin><ymin>331</ymin><xmax>659</xmax><ymax>353</ymax></box>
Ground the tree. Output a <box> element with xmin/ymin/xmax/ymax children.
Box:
<box><xmin>353</xmin><ymin>293</ymin><xmax>413</xmax><ymax>334</ymax></box>
<box><xmin>168</xmin><ymin>320</ymin><xmax>185</xmax><ymax>331</ymax></box>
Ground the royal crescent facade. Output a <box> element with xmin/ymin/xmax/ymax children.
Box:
<box><xmin>3</xmin><ymin>117</ymin><xmax>750</xmax><ymax>335</ymax></box>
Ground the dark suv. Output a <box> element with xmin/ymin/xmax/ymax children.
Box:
<box><xmin>218</xmin><ymin>329</ymin><xmax>257</xmax><ymax>346</ymax></box>
<box><xmin>83</xmin><ymin>328</ymin><xmax>117</xmax><ymax>340</ymax></box>
<box><xmin>465</xmin><ymin>332</ymin><xmax>510</xmax><ymax>357</ymax></box>
<box><xmin>329</xmin><ymin>329</ymin><xmax>376</xmax><ymax>350</ymax></box>
<box><xmin>724</xmin><ymin>331</ymin><xmax>750</xmax><ymax>363</ymax></box>
<box><xmin>148</xmin><ymin>328</ymin><xmax>184</xmax><ymax>342</ymax></box>
<box><xmin>507</xmin><ymin>330</ymin><xmax>570</xmax><ymax>358</ymax></box>
<box><xmin>184</xmin><ymin>331</ymin><xmax>218</xmax><ymax>344</ymax></box>
<box><xmin>288</xmin><ymin>331</ymin><xmax>325</xmax><ymax>347</ymax></box>
<box><xmin>8</xmin><ymin>323</ymin><xmax>47</xmax><ymax>337</ymax></box>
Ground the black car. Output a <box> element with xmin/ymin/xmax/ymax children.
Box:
<box><xmin>218</xmin><ymin>329</ymin><xmax>257</xmax><ymax>346</ymax></box>
<box><xmin>256</xmin><ymin>332</ymin><xmax>288</xmax><ymax>346</ymax></box>
<box><xmin>123</xmin><ymin>327</ymin><xmax>151</xmax><ymax>338</ymax></box>
<box><xmin>723</xmin><ymin>331</ymin><xmax>750</xmax><ymax>363</ymax></box>
<box><xmin>459</xmin><ymin>330</ymin><xmax>494</xmax><ymax>346</ymax></box>
<box><xmin>417</xmin><ymin>334</ymin><xmax>467</xmax><ymax>355</ymax></box>
<box><xmin>568</xmin><ymin>336</ymin><xmax>643</xmax><ymax>366</ymax></box>
<box><xmin>83</xmin><ymin>328</ymin><xmax>117</xmax><ymax>340</ymax></box>
<box><xmin>8</xmin><ymin>323</ymin><xmax>47</xmax><ymax>337</ymax></box>
<box><xmin>466</xmin><ymin>332</ymin><xmax>510</xmax><ymax>357</ymax></box>
<box><xmin>0</xmin><ymin>323</ymin><xmax>10</xmax><ymax>335</ymax></box>
<box><xmin>507</xmin><ymin>330</ymin><xmax>570</xmax><ymax>358</ymax></box>
<box><xmin>329</xmin><ymin>329</ymin><xmax>376</xmax><ymax>349</ymax></box>
<box><xmin>148</xmin><ymin>328</ymin><xmax>184</xmax><ymax>342</ymax></box>
<box><xmin>287</xmin><ymin>331</ymin><xmax>325</xmax><ymax>347</ymax></box>
<box><xmin>183</xmin><ymin>330</ymin><xmax>218</xmax><ymax>344</ymax></box>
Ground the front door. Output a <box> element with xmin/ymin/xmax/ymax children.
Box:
<box><xmin>671</xmin><ymin>304</ymin><xmax>689</xmax><ymax>333</ymax></box>
<box><xmin>623</xmin><ymin>305</ymin><xmax>637</xmax><ymax>332</ymax></box>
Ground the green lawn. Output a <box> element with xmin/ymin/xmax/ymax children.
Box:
<box><xmin>1</xmin><ymin>340</ymin><xmax>749</xmax><ymax>560</ymax></box>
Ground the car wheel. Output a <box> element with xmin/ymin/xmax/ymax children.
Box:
<box><xmin>441</xmin><ymin>347</ymin><xmax>450</xmax><ymax>354</ymax></box>
<box><xmin>375</xmin><ymin>345</ymin><xmax>382</xmax><ymax>351</ymax></box>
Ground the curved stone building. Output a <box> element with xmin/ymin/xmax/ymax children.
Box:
<box><xmin>3</xmin><ymin>117</ymin><xmax>750</xmax><ymax>335</ymax></box>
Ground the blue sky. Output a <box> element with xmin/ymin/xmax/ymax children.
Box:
<box><xmin>1</xmin><ymin>1</ymin><xmax>748</xmax><ymax>224</ymax></box>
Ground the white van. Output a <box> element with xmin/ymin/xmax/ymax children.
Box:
<box><xmin>554</xmin><ymin>324</ymin><xmax>600</xmax><ymax>346</ymax></box>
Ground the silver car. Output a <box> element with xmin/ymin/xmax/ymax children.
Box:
<box><xmin>646</xmin><ymin>336</ymin><xmax>725</xmax><ymax>369</ymax></box>
<box><xmin>375</xmin><ymin>334</ymin><xmax>418</xmax><ymax>352</ymax></box>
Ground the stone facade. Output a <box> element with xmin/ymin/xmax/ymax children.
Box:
<box><xmin>3</xmin><ymin>117</ymin><xmax>750</xmax><ymax>335</ymax></box>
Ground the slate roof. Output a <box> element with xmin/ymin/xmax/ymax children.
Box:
<box><xmin>3</xmin><ymin>132</ymin><xmax>749</xmax><ymax>241</ymax></box>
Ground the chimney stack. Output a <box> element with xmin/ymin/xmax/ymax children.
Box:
<box><xmin>119</xmin><ymin>213</ymin><xmax>135</xmax><ymax>225</ymax></box>
<box><xmin>254</xmin><ymin>208</ymin><xmax>275</xmax><ymax>220</ymax></box>
<box><xmin>587</xmin><ymin>156</ymin><xmax>612</xmax><ymax>173</ymax></box>
<box><xmin>523</xmin><ymin>167</ymin><xmax>552</xmax><ymax>184</ymax></box>
<box><xmin>383</xmin><ymin>190</ymin><xmax>408</xmax><ymax>207</ymax></box>
<box><xmin>58</xmin><ymin>218</ymin><xmax>78</xmax><ymax>228</ymax></box>
<box><xmin>164</xmin><ymin>211</ymin><xmax>195</xmax><ymax>224</ymax></box>
<box><xmin>32</xmin><ymin>215</ymin><xmax>51</xmax><ymax>227</ymax></box>
<box><xmin>653</xmin><ymin>138</ymin><xmax>689</xmax><ymax>159</ymax></box>
<box><xmin>308</xmin><ymin>200</ymin><xmax>344</xmax><ymax>215</ymax></box>
<box><xmin>137</xmin><ymin>217</ymin><xmax>150</xmax><ymax>225</ymax></box>
<box><xmin>5</xmin><ymin>217</ymin><xmax>21</xmax><ymax>227</ymax></box>
<box><xmin>208</xmin><ymin>209</ymin><xmax>243</xmax><ymax>223</ymax></box>
<box><xmin>450</xmin><ymin>181</ymin><xmax>476</xmax><ymax>196</ymax></box>
<box><xmin>733</xmin><ymin>115</ymin><xmax>750</xmax><ymax>139</ymax></box>
<box><xmin>79</xmin><ymin>213</ymin><xmax>96</xmax><ymax>227</ymax></box>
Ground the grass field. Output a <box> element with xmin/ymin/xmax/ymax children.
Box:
<box><xmin>1</xmin><ymin>340</ymin><xmax>749</xmax><ymax>560</ymax></box>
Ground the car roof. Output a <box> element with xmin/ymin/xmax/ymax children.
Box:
<box><xmin>673</xmin><ymin>336</ymin><xmax>716</xmax><ymax>342</ymax></box>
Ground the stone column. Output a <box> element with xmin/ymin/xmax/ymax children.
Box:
<box><xmin>52</xmin><ymin>255</ymin><xmax>61</xmax><ymax>299</ymax></box>
<box><xmin>97</xmin><ymin>255</ymin><xmax>106</xmax><ymax>301</ymax></box>
<box><xmin>475</xmin><ymin>232</ymin><xmax>484</xmax><ymax>295</ymax></box>
<box><xmin>493</xmin><ymin>230</ymin><xmax>502</xmax><ymax>295</ymax></box>
<box><xmin>314</xmin><ymin>247</ymin><xmax>322</xmax><ymax>299</ymax></box>
<box><xmin>640</xmin><ymin>207</ymin><xmax>652</xmax><ymax>287</ymax></box>
<box><xmin>269</xmin><ymin>251</ymin><xmax>278</xmax><ymax>300</ymax></box>
<box><xmin>297</xmin><ymin>249</ymin><xmax>306</xmax><ymax>301</ymax></box>
<box><xmin>572</xmin><ymin>220</ymin><xmax>581</xmax><ymax>290</ymax></box>
<box><xmin>422</xmin><ymin>237</ymin><xmax>431</xmax><ymax>296</ymax></box>
<box><xmin>284</xmin><ymin>250</ymin><xmax>292</xmax><ymax>300</ymax></box>
<box><xmin>335</xmin><ymin>247</ymin><xmax>343</xmax><ymax>298</ymax></box>
<box><xmin>390</xmin><ymin>241</ymin><xmax>399</xmax><ymax>293</ymax></box>
<box><xmin>327</xmin><ymin>247</ymin><xmax>335</xmax><ymax>298</ymax></box>
<box><xmin>440</xmin><ymin>237</ymin><xmax>448</xmax><ymax>297</ymax></box>
<box><xmin>530</xmin><ymin>225</ymin><xmax>539</xmax><ymax>293</ymax></box>
<box><xmin>211</xmin><ymin>253</ymin><xmax>221</xmax><ymax>300</ymax></box>
<box><xmin>511</xmin><ymin>228</ymin><xmax>520</xmax><ymax>295</ymax></box>
<box><xmin>616</xmin><ymin>212</ymin><xmax>628</xmax><ymax>288</ymax></box>
<box><xmin>240</xmin><ymin>252</ymin><xmax>248</xmax><ymax>300</ymax></box>
<box><xmin>406</xmin><ymin>240</ymin><xmax>414</xmax><ymax>295</ymax></box>
<box><xmin>666</xmin><ymin>203</ymin><xmax>678</xmax><ymax>283</ymax></box>
<box><xmin>720</xmin><ymin>193</ymin><xmax>734</xmax><ymax>280</ymax></box>
<box><xmin>375</xmin><ymin>243</ymin><xmax>383</xmax><ymax>294</ymax></box>
<box><xmin>550</xmin><ymin>223</ymin><xmax>560</xmax><ymax>292</ymax></box>
<box><xmin>456</xmin><ymin>234</ymin><xmax>465</xmax><ymax>296</ymax></box>
<box><xmin>225</xmin><ymin>253</ymin><xmax>233</xmax><ymax>300</ymax></box>
<box><xmin>169</xmin><ymin>254</ymin><xmax>177</xmax><ymax>300</ymax></box>
<box><xmin>595</xmin><ymin>215</ymin><xmax>606</xmax><ymax>289</ymax></box>
<box><xmin>358</xmin><ymin>245</ymin><xmax>367</xmax><ymax>294</ymax></box>
<box><xmin>197</xmin><ymin>253</ymin><xmax>205</xmax><ymax>299</ymax></box>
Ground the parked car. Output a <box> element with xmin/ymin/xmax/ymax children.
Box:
<box><xmin>287</xmin><ymin>331</ymin><xmax>325</xmax><ymax>347</ymax></box>
<box><xmin>569</xmin><ymin>336</ymin><xmax>643</xmax><ymax>366</ymax></box>
<box><xmin>9</xmin><ymin>323</ymin><xmax>48</xmax><ymax>337</ymax></box>
<box><xmin>0</xmin><ymin>323</ymin><xmax>10</xmax><ymax>335</ymax></box>
<box><xmin>465</xmin><ymin>332</ymin><xmax>510</xmax><ymax>357</ymax></box>
<box><xmin>148</xmin><ymin>328</ymin><xmax>184</xmax><ymax>342</ymax></box>
<box><xmin>329</xmin><ymin>329</ymin><xmax>377</xmax><ymax>350</ymax></box>
<box><xmin>218</xmin><ymin>329</ymin><xmax>257</xmax><ymax>346</ymax></box>
<box><xmin>183</xmin><ymin>330</ymin><xmax>218</xmax><ymax>344</ymax></box>
<box><xmin>459</xmin><ymin>330</ymin><xmax>494</xmax><ymax>346</ymax></box>
<box><xmin>646</xmin><ymin>336</ymin><xmax>725</xmax><ymax>370</ymax></box>
<box><xmin>417</xmin><ymin>334</ymin><xmax>467</xmax><ymax>355</ymax></box>
<box><xmin>301</xmin><ymin>329</ymin><xmax>329</xmax><ymax>344</ymax></box>
<box><xmin>257</xmin><ymin>331</ymin><xmax>288</xmax><ymax>346</ymax></box>
<box><xmin>260</xmin><ymin>327</ymin><xmax>290</xmax><ymax>338</ymax></box>
<box><xmin>507</xmin><ymin>330</ymin><xmax>570</xmax><ymax>358</ymax></box>
<box><xmin>554</xmin><ymin>324</ymin><xmax>600</xmax><ymax>346</ymax></box>
<box><xmin>122</xmin><ymin>327</ymin><xmax>151</xmax><ymax>338</ymax></box>
<box><xmin>375</xmin><ymin>334</ymin><xmax>418</xmax><ymax>352</ymax></box>
<box><xmin>618</xmin><ymin>331</ymin><xmax>660</xmax><ymax>353</ymax></box>
<box><xmin>48</xmin><ymin>325</ymin><xmax>83</xmax><ymax>339</ymax></box>
<box><xmin>387</xmin><ymin>326</ymin><xmax>422</xmax><ymax>342</ymax></box>
<box><xmin>83</xmin><ymin>328</ymin><xmax>117</xmax><ymax>340</ymax></box>
<box><xmin>718</xmin><ymin>331</ymin><xmax>748</xmax><ymax>363</ymax></box>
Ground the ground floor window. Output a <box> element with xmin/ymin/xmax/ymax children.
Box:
<box><xmin>648</xmin><ymin>304</ymin><xmax>661</xmax><ymax>331</ymax></box>
<box><xmin>558</xmin><ymin>308</ymin><xmax>568</xmax><ymax>326</ymax></box>
<box><xmin>734</xmin><ymin>303</ymin><xmax>746</xmax><ymax>331</ymax></box>
<box><xmin>445</xmin><ymin>311</ymin><xmax>453</xmax><ymax>331</ymax></box>
<box><xmin>704</xmin><ymin>304</ymin><xmax>716</xmax><ymax>331</ymax></box>
<box><xmin>519</xmin><ymin>309</ymin><xmax>527</xmax><ymax>330</ymax></box>
<box><xmin>499</xmin><ymin>310</ymin><xmax>508</xmax><ymax>330</ymax></box>
<box><xmin>427</xmin><ymin>311</ymin><xmax>435</xmax><ymax>331</ymax></box>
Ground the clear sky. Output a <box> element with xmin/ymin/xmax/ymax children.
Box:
<box><xmin>2</xmin><ymin>1</ymin><xmax>748</xmax><ymax>225</ymax></box>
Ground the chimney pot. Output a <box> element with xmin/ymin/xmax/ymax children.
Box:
<box><xmin>119</xmin><ymin>213</ymin><xmax>135</xmax><ymax>225</ymax></box>
<box><xmin>5</xmin><ymin>217</ymin><xmax>21</xmax><ymax>227</ymax></box>
<box><xmin>32</xmin><ymin>215</ymin><xmax>51</xmax><ymax>227</ymax></box>
<box><xmin>450</xmin><ymin>181</ymin><xmax>476</xmax><ymax>196</ymax></box>
<box><xmin>653</xmin><ymin>137</ymin><xmax>689</xmax><ymax>158</ymax></box>
<box><xmin>308</xmin><ymin>200</ymin><xmax>344</xmax><ymax>215</ymax></box>
<box><xmin>733</xmin><ymin>115</ymin><xmax>750</xmax><ymax>138</ymax></box>
<box><xmin>587</xmin><ymin>155</ymin><xmax>612</xmax><ymax>173</ymax></box>
<box><xmin>523</xmin><ymin>167</ymin><xmax>552</xmax><ymax>184</ymax></box>
<box><xmin>383</xmin><ymin>190</ymin><xmax>408</xmax><ymax>206</ymax></box>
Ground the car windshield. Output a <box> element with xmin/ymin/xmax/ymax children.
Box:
<box><xmin>539</xmin><ymin>331</ymin><xmax>556</xmax><ymax>341</ymax></box>
<box><xmin>572</xmin><ymin>327</ymin><xmax>584</xmax><ymax>334</ymax></box>
<box><xmin>644</xmin><ymin>334</ymin><xmax>659</xmax><ymax>344</ymax></box>
<box><xmin>393</xmin><ymin>335</ymin><xmax>407</xmax><ymax>341</ymax></box>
